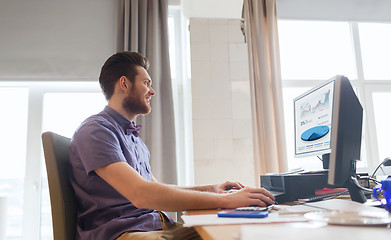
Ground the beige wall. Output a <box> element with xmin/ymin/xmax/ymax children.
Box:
<box><xmin>189</xmin><ymin>19</ymin><xmax>256</xmax><ymax>186</ymax></box>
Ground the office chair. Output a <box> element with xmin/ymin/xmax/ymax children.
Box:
<box><xmin>42</xmin><ymin>132</ymin><xmax>77</xmax><ymax>240</ymax></box>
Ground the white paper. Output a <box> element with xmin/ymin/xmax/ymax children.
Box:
<box><xmin>304</xmin><ymin>199</ymin><xmax>388</xmax><ymax>214</ymax></box>
<box><xmin>275</xmin><ymin>204</ymin><xmax>323</xmax><ymax>215</ymax></box>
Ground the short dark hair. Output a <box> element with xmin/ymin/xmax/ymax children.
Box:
<box><xmin>99</xmin><ymin>51</ymin><xmax>149</xmax><ymax>100</ymax></box>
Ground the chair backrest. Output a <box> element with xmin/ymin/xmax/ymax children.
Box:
<box><xmin>42</xmin><ymin>132</ymin><xmax>77</xmax><ymax>240</ymax></box>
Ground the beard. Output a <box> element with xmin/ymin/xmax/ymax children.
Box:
<box><xmin>122</xmin><ymin>93</ymin><xmax>151</xmax><ymax>115</ymax></box>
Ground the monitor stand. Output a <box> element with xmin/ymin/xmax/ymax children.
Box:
<box><xmin>322</xmin><ymin>156</ymin><xmax>368</xmax><ymax>203</ymax></box>
<box><xmin>345</xmin><ymin>160</ymin><xmax>368</xmax><ymax>203</ymax></box>
<box><xmin>345</xmin><ymin>176</ymin><xmax>367</xmax><ymax>203</ymax></box>
<box><xmin>322</xmin><ymin>153</ymin><xmax>330</xmax><ymax>170</ymax></box>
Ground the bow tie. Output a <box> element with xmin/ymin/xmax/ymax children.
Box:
<box><xmin>126</xmin><ymin>122</ymin><xmax>142</xmax><ymax>137</ymax></box>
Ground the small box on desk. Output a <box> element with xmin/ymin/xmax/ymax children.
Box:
<box><xmin>260</xmin><ymin>172</ymin><xmax>329</xmax><ymax>203</ymax></box>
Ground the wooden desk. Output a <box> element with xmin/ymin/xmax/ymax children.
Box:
<box><xmin>184</xmin><ymin>209</ymin><xmax>240</xmax><ymax>240</ymax></box>
<box><xmin>185</xmin><ymin>209</ymin><xmax>326</xmax><ymax>240</ymax></box>
<box><xmin>184</xmin><ymin>209</ymin><xmax>319</xmax><ymax>240</ymax></box>
<box><xmin>184</xmin><ymin>202</ymin><xmax>391</xmax><ymax>240</ymax></box>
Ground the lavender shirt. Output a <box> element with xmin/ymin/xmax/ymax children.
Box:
<box><xmin>69</xmin><ymin>106</ymin><xmax>172</xmax><ymax>240</ymax></box>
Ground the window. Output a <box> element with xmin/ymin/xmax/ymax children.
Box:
<box><xmin>279</xmin><ymin>20</ymin><xmax>356</xmax><ymax>80</ymax></box>
<box><xmin>279</xmin><ymin>20</ymin><xmax>391</xmax><ymax>173</ymax></box>
<box><xmin>0</xmin><ymin>87</ymin><xmax>28</xmax><ymax>239</ymax></box>
<box><xmin>0</xmin><ymin>82</ymin><xmax>104</xmax><ymax>240</ymax></box>
<box><xmin>372</xmin><ymin>91</ymin><xmax>391</xmax><ymax>160</ymax></box>
<box><xmin>359</xmin><ymin>23</ymin><xmax>391</xmax><ymax>80</ymax></box>
<box><xmin>168</xmin><ymin>6</ymin><xmax>194</xmax><ymax>186</ymax></box>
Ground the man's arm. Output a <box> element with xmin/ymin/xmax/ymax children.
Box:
<box><xmin>177</xmin><ymin>182</ymin><xmax>244</xmax><ymax>193</ymax></box>
<box><xmin>95</xmin><ymin>162</ymin><xmax>275</xmax><ymax>212</ymax></box>
<box><xmin>152</xmin><ymin>176</ymin><xmax>244</xmax><ymax>193</ymax></box>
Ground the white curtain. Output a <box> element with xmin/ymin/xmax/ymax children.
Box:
<box><xmin>242</xmin><ymin>0</ymin><xmax>288</xmax><ymax>178</ymax></box>
<box><xmin>116</xmin><ymin>0</ymin><xmax>177</xmax><ymax>184</ymax></box>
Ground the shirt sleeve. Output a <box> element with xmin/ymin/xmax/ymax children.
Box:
<box><xmin>72</xmin><ymin>119</ymin><xmax>127</xmax><ymax>175</ymax></box>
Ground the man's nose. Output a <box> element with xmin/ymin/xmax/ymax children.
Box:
<box><xmin>149</xmin><ymin>87</ymin><xmax>156</xmax><ymax>95</ymax></box>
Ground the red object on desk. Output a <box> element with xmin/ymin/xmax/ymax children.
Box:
<box><xmin>315</xmin><ymin>188</ymin><xmax>348</xmax><ymax>195</ymax></box>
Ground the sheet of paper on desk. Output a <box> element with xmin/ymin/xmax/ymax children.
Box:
<box><xmin>304</xmin><ymin>199</ymin><xmax>388</xmax><ymax>215</ymax></box>
<box><xmin>275</xmin><ymin>204</ymin><xmax>323</xmax><ymax>215</ymax></box>
<box><xmin>240</xmin><ymin>225</ymin><xmax>391</xmax><ymax>240</ymax></box>
<box><xmin>277</xmin><ymin>199</ymin><xmax>388</xmax><ymax>215</ymax></box>
<box><xmin>181</xmin><ymin>212</ymin><xmax>307</xmax><ymax>227</ymax></box>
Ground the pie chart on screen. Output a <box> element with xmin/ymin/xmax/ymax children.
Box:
<box><xmin>301</xmin><ymin>126</ymin><xmax>329</xmax><ymax>141</ymax></box>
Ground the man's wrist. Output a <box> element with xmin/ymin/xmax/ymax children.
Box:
<box><xmin>209</xmin><ymin>184</ymin><xmax>218</xmax><ymax>193</ymax></box>
<box><xmin>196</xmin><ymin>184</ymin><xmax>217</xmax><ymax>193</ymax></box>
<box><xmin>216</xmin><ymin>193</ymin><xmax>229</xmax><ymax>209</ymax></box>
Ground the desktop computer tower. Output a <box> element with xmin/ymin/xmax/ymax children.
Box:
<box><xmin>260</xmin><ymin>173</ymin><xmax>329</xmax><ymax>203</ymax></box>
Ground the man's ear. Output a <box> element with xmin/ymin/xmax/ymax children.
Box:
<box><xmin>118</xmin><ymin>76</ymin><xmax>129</xmax><ymax>92</ymax></box>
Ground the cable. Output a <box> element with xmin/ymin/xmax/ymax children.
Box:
<box><xmin>356</xmin><ymin>175</ymin><xmax>381</xmax><ymax>184</ymax></box>
<box><xmin>350</xmin><ymin>176</ymin><xmax>373</xmax><ymax>193</ymax></box>
<box><xmin>371</xmin><ymin>157</ymin><xmax>391</xmax><ymax>178</ymax></box>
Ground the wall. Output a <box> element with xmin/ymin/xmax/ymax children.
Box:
<box><xmin>189</xmin><ymin>18</ymin><xmax>256</xmax><ymax>186</ymax></box>
<box><xmin>182</xmin><ymin>0</ymin><xmax>243</xmax><ymax>19</ymax></box>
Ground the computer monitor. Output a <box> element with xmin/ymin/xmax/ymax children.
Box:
<box><xmin>293</xmin><ymin>75</ymin><xmax>367</xmax><ymax>203</ymax></box>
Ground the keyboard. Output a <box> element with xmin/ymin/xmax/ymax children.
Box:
<box><xmin>234</xmin><ymin>205</ymin><xmax>272</xmax><ymax>211</ymax></box>
<box><xmin>298</xmin><ymin>190</ymin><xmax>349</xmax><ymax>203</ymax></box>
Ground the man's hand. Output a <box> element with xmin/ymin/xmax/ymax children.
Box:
<box><xmin>223</xmin><ymin>187</ymin><xmax>276</xmax><ymax>208</ymax></box>
<box><xmin>214</xmin><ymin>181</ymin><xmax>245</xmax><ymax>193</ymax></box>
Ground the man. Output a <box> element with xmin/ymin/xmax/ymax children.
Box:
<box><xmin>69</xmin><ymin>51</ymin><xmax>275</xmax><ymax>240</ymax></box>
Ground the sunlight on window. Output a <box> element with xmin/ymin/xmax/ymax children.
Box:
<box><xmin>372</xmin><ymin>92</ymin><xmax>391</xmax><ymax>162</ymax></box>
<box><xmin>0</xmin><ymin>88</ymin><xmax>28</xmax><ymax>178</ymax></box>
<box><xmin>42</xmin><ymin>92</ymin><xmax>107</xmax><ymax>138</ymax></box>
<box><xmin>278</xmin><ymin>20</ymin><xmax>356</xmax><ymax>80</ymax></box>
<box><xmin>168</xmin><ymin>16</ymin><xmax>177</xmax><ymax>79</ymax></box>
<box><xmin>0</xmin><ymin>87</ymin><xmax>28</xmax><ymax>239</ymax></box>
<box><xmin>359</xmin><ymin>23</ymin><xmax>391</xmax><ymax>80</ymax></box>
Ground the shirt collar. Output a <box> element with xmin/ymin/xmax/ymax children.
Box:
<box><xmin>103</xmin><ymin>106</ymin><xmax>132</xmax><ymax>134</ymax></box>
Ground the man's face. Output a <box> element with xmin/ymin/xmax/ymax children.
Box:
<box><xmin>122</xmin><ymin>66</ymin><xmax>155</xmax><ymax>115</ymax></box>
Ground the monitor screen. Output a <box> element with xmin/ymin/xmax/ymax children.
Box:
<box><xmin>294</xmin><ymin>80</ymin><xmax>334</xmax><ymax>158</ymax></box>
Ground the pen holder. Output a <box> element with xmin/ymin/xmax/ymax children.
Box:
<box><xmin>372</xmin><ymin>179</ymin><xmax>391</xmax><ymax>213</ymax></box>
